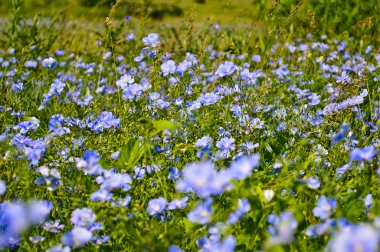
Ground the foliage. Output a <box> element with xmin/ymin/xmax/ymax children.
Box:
<box><xmin>0</xmin><ymin>0</ymin><xmax>379</xmax><ymax>251</ymax></box>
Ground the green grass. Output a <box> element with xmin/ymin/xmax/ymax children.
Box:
<box><xmin>0</xmin><ymin>0</ymin><xmax>379</xmax><ymax>251</ymax></box>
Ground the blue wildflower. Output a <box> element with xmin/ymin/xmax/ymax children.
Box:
<box><xmin>181</xmin><ymin>161</ymin><xmax>217</xmax><ymax>198</ymax></box>
<box><xmin>76</xmin><ymin>150</ymin><xmax>102</xmax><ymax>175</ymax></box>
<box><xmin>227</xmin><ymin>198</ymin><xmax>251</xmax><ymax>224</ymax></box>
<box><xmin>142</xmin><ymin>33</ymin><xmax>159</xmax><ymax>47</ymax></box>
<box><xmin>305</xmin><ymin>176</ymin><xmax>321</xmax><ymax>189</ymax></box>
<box><xmin>313</xmin><ymin>195</ymin><xmax>337</xmax><ymax>219</ymax></box>
<box><xmin>350</xmin><ymin>145</ymin><xmax>377</xmax><ymax>162</ymax></box>
<box><xmin>187</xmin><ymin>198</ymin><xmax>213</xmax><ymax>224</ymax></box>
<box><xmin>123</xmin><ymin>84</ymin><xmax>143</xmax><ymax>100</ymax></box>
<box><xmin>46</xmin><ymin>244</ymin><xmax>71</xmax><ymax>252</ymax></box>
<box><xmin>62</xmin><ymin>227</ymin><xmax>93</xmax><ymax>248</ymax></box>
<box><xmin>216</xmin><ymin>137</ymin><xmax>235</xmax><ymax>152</ymax></box>
<box><xmin>195</xmin><ymin>136</ymin><xmax>213</xmax><ymax>149</ymax></box>
<box><xmin>27</xmin><ymin>200</ymin><xmax>53</xmax><ymax>223</ymax></box>
<box><xmin>198</xmin><ymin>93</ymin><xmax>221</xmax><ymax>106</ymax></box>
<box><xmin>161</xmin><ymin>60</ymin><xmax>176</xmax><ymax>76</ymax></box>
<box><xmin>116</xmin><ymin>74</ymin><xmax>134</xmax><ymax>89</ymax></box>
<box><xmin>100</xmin><ymin>173</ymin><xmax>132</xmax><ymax>191</ymax></box>
<box><xmin>110</xmin><ymin>151</ymin><xmax>120</xmax><ymax>159</ymax></box>
<box><xmin>168</xmin><ymin>196</ymin><xmax>189</xmax><ymax>210</ymax></box>
<box><xmin>34</xmin><ymin>166</ymin><xmax>61</xmax><ymax>191</ymax></box>
<box><xmin>332</xmin><ymin>123</ymin><xmax>350</xmax><ymax>146</ymax></box>
<box><xmin>111</xmin><ymin>196</ymin><xmax>132</xmax><ymax>208</ymax></box>
<box><xmin>70</xmin><ymin>208</ymin><xmax>96</xmax><ymax>227</ymax></box>
<box><xmin>147</xmin><ymin>197</ymin><xmax>167</xmax><ymax>216</ymax></box>
<box><xmin>169</xmin><ymin>245</ymin><xmax>184</xmax><ymax>252</ymax></box>
<box><xmin>305</xmin><ymin>219</ymin><xmax>335</xmax><ymax>238</ymax></box>
<box><xmin>90</xmin><ymin>189</ymin><xmax>113</xmax><ymax>202</ymax></box>
<box><xmin>328</xmin><ymin>224</ymin><xmax>378</xmax><ymax>252</ymax></box>
<box><xmin>266</xmin><ymin>211</ymin><xmax>298</xmax><ymax>245</ymax></box>
<box><xmin>43</xmin><ymin>220</ymin><xmax>65</xmax><ymax>233</ymax></box>
<box><xmin>228</xmin><ymin>154</ymin><xmax>260</xmax><ymax>180</ymax></box>
<box><xmin>42</xmin><ymin>57</ymin><xmax>58</xmax><ymax>70</ymax></box>
<box><xmin>216</xmin><ymin>61</ymin><xmax>237</xmax><ymax>77</ymax></box>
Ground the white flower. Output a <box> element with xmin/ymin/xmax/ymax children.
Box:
<box><xmin>263</xmin><ymin>189</ymin><xmax>275</xmax><ymax>203</ymax></box>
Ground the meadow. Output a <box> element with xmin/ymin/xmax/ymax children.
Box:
<box><xmin>0</xmin><ymin>0</ymin><xmax>379</xmax><ymax>251</ymax></box>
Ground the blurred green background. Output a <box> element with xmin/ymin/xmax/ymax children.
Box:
<box><xmin>0</xmin><ymin>0</ymin><xmax>378</xmax><ymax>54</ymax></box>
<box><xmin>0</xmin><ymin>0</ymin><xmax>379</xmax><ymax>35</ymax></box>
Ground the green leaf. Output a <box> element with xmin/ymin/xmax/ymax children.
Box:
<box><xmin>267</xmin><ymin>245</ymin><xmax>285</xmax><ymax>252</ymax></box>
<box><xmin>151</xmin><ymin>120</ymin><xmax>178</xmax><ymax>131</ymax></box>
<box><xmin>117</xmin><ymin>138</ymin><xmax>137</xmax><ymax>167</ymax></box>
<box><xmin>117</xmin><ymin>138</ymin><xmax>151</xmax><ymax>169</ymax></box>
<box><xmin>343</xmin><ymin>199</ymin><xmax>364</xmax><ymax>219</ymax></box>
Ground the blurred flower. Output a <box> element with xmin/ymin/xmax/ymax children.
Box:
<box><xmin>327</xmin><ymin>224</ymin><xmax>378</xmax><ymax>252</ymax></box>
<box><xmin>181</xmin><ymin>161</ymin><xmax>217</xmax><ymax>198</ymax></box>
<box><xmin>266</xmin><ymin>211</ymin><xmax>298</xmax><ymax>246</ymax></box>
<box><xmin>76</xmin><ymin>150</ymin><xmax>102</xmax><ymax>175</ymax></box>
<box><xmin>305</xmin><ymin>219</ymin><xmax>335</xmax><ymax>238</ymax></box>
<box><xmin>227</xmin><ymin>198</ymin><xmax>251</xmax><ymax>224</ymax></box>
<box><xmin>331</xmin><ymin>123</ymin><xmax>350</xmax><ymax>146</ymax></box>
<box><xmin>161</xmin><ymin>60</ymin><xmax>176</xmax><ymax>76</ymax></box>
<box><xmin>70</xmin><ymin>208</ymin><xmax>96</xmax><ymax>227</ymax></box>
<box><xmin>228</xmin><ymin>154</ymin><xmax>260</xmax><ymax>180</ymax></box>
<box><xmin>46</xmin><ymin>244</ymin><xmax>71</xmax><ymax>252</ymax></box>
<box><xmin>143</xmin><ymin>33</ymin><xmax>159</xmax><ymax>47</ymax></box>
<box><xmin>216</xmin><ymin>61</ymin><xmax>237</xmax><ymax>77</ymax></box>
<box><xmin>62</xmin><ymin>227</ymin><xmax>92</xmax><ymax>248</ymax></box>
<box><xmin>28</xmin><ymin>200</ymin><xmax>53</xmax><ymax>223</ymax></box>
<box><xmin>168</xmin><ymin>196</ymin><xmax>189</xmax><ymax>210</ymax></box>
<box><xmin>305</xmin><ymin>176</ymin><xmax>321</xmax><ymax>189</ymax></box>
<box><xmin>147</xmin><ymin>197</ymin><xmax>167</xmax><ymax>216</ymax></box>
<box><xmin>90</xmin><ymin>189</ymin><xmax>113</xmax><ymax>202</ymax></box>
<box><xmin>313</xmin><ymin>195</ymin><xmax>337</xmax><ymax>219</ymax></box>
<box><xmin>263</xmin><ymin>189</ymin><xmax>275</xmax><ymax>203</ymax></box>
<box><xmin>188</xmin><ymin>198</ymin><xmax>213</xmax><ymax>224</ymax></box>
<box><xmin>29</xmin><ymin>235</ymin><xmax>45</xmax><ymax>244</ymax></box>
<box><xmin>216</xmin><ymin>137</ymin><xmax>235</xmax><ymax>152</ymax></box>
<box><xmin>350</xmin><ymin>145</ymin><xmax>377</xmax><ymax>162</ymax></box>
<box><xmin>44</xmin><ymin>220</ymin><xmax>65</xmax><ymax>233</ymax></box>
<box><xmin>42</xmin><ymin>57</ymin><xmax>58</xmax><ymax>70</ymax></box>
<box><xmin>0</xmin><ymin>180</ymin><xmax>6</xmax><ymax>196</ymax></box>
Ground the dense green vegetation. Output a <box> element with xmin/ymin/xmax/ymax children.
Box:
<box><xmin>0</xmin><ymin>0</ymin><xmax>379</xmax><ymax>251</ymax></box>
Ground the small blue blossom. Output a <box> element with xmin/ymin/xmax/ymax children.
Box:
<box><xmin>161</xmin><ymin>60</ymin><xmax>176</xmax><ymax>76</ymax></box>
<box><xmin>187</xmin><ymin>198</ymin><xmax>213</xmax><ymax>224</ymax></box>
<box><xmin>350</xmin><ymin>145</ymin><xmax>377</xmax><ymax>162</ymax></box>
<box><xmin>142</xmin><ymin>33</ymin><xmax>159</xmax><ymax>47</ymax></box>
<box><xmin>42</xmin><ymin>57</ymin><xmax>58</xmax><ymax>70</ymax></box>
<box><xmin>331</xmin><ymin>123</ymin><xmax>350</xmax><ymax>146</ymax></box>
<box><xmin>328</xmin><ymin>224</ymin><xmax>378</xmax><ymax>252</ymax></box>
<box><xmin>43</xmin><ymin>220</ymin><xmax>65</xmax><ymax>233</ymax></box>
<box><xmin>216</xmin><ymin>61</ymin><xmax>237</xmax><ymax>77</ymax></box>
<box><xmin>90</xmin><ymin>189</ymin><xmax>113</xmax><ymax>202</ymax></box>
<box><xmin>70</xmin><ymin>208</ymin><xmax>96</xmax><ymax>227</ymax></box>
<box><xmin>28</xmin><ymin>200</ymin><xmax>53</xmax><ymax>223</ymax></box>
<box><xmin>147</xmin><ymin>197</ymin><xmax>167</xmax><ymax>216</ymax></box>
<box><xmin>313</xmin><ymin>195</ymin><xmax>337</xmax><ymax>219</ymax></box>
<box><xmin>216</xmin><ymin>137</ymin><xmax>235</xmax><ymax>152</ymax></box>
<box><xmin>266</xmin><ymin>211</ymin><xmax>298</xmax><ymax>245</ymax></box>
<box><xmin>305</xmin><ymin>176</ymin><xmax>321</xmax><ymax>189</ymax></box>
<box><xmin>228</xmin><ymin>154</ymin><xmax>260</xmax><ymax>180</ymax></box>
<box><xmin>227</xmin><ymin>198</ymin><xmax>251</xmax><ymax>224</ymax></box>
<box><xmin>62</xmin><ymin>227</ymin><xmax>93</xmax><ymax>248</ymax></box>
<box><xmin>168</xmin><ymin>196</ymin><xmax>189</xmax><ymax>210</ymax></box>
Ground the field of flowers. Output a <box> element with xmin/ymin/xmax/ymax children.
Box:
<box><xmin>0</xmin><ymin>1</ymin><xmax>379</xmax><ymax>251</ymax></box>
